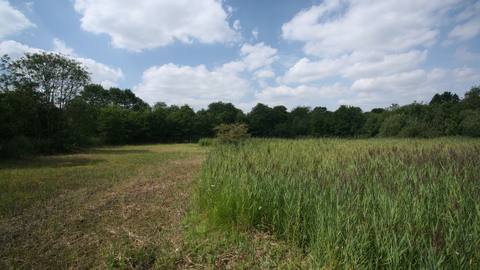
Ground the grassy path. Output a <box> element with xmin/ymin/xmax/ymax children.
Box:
<box><xmin>1</xmin><ymin>144</ymin><xmax>205</xmax><ymax>269</ymax></box>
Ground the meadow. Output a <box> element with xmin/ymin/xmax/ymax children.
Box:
<box><xmin>1</xmin><ymin>138</ymin><xmax>479</xmax><ymax>269</ymax></box>
<box><xmin>196</xmin><ymin>138</ymin><xmax>480</xmax><ymax>269</ymax></box>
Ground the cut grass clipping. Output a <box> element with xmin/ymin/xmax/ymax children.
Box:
<box><xmin>0</xmin><ymin>144</ymin><xmax>204</xmax><ymax>269</ymax></box>
<box><xmin>195</xmin><ymin>138</ymin><xmax>480</xmax><ymax>269</ymax></box>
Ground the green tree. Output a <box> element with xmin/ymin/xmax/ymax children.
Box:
<box><xmin>458</xmin><ymin>110</ymin><xmax>480</xmax><ymax>137</ymax></box>
<box><xmin>194</xmin><ymin>109</ymin><xmax>215</xmax><ymax>139</ymax></box>
<box><xmin>288</xmin><ymin>106</ymin><xmax>311</xmax><ymax>137</ymax></box>
<box><xmin>332</xmin><ymin>105</ymin><xmax>365</xmax><ymax>137</ymax></box>
<box><xmin>247</xmin><ymin>103</ymin><xmax>289</xmax><ymax>137</ymax></box>
<box><xmin>79</xmin><ymin>84</ymin><xmax>110</xmax><ymax>108</ymax></box>
<box><xmin>97</xmin><ymin>105</ymin><xmax>128</xmax><ymax>145</ymax></box>
<box><xmin>461</xmin><ymin>86</ymin><xmax>480</xmax><ymax>110</ymax></box>
<box><xmin>166</xmin><ymin>105</ymin><xmax>196</xmax><ymax>142</ymax></box>
<box><xmin>429</xmin><ymin>91</ymin><xmax>460</xmax><ymax>105</ymax></box>
<box><xmin>108</xmin><ymin>87</ymin><xmax>150</xmax><ymax>111</ymax></box>
<box><xmin>2</xmin><ymin>52</ymin><xmax>90</xmax><ymax>137</ymax></box>
<box><xmin>379</xmin><ymin>114</ymin><xmax>408</xmax><ymax>137</ymax></box>
<box><xmin>309</xmin><ymin>106</ymin><xmax>331</xmax><ymax>137</ymax></box>
<box><xmin>146</xmin><ymin>104</ymin><xmax>168</xmax><ymax>142</ymax></box>
<box><xmin>207</xmin><ymin>101</ymin><xmax>243</xmax><ymax>126</ymax></box>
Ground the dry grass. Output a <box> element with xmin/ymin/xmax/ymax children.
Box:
<box><xmin>0</xmin><ymin>144</ymin><xmax>204</xmax><ymax>269</ymax></box>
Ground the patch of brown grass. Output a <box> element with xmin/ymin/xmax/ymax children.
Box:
<box><xmin>0</xmin><ymin>144</ymin><xmax>203</xmax><ymax>269</ymax></box>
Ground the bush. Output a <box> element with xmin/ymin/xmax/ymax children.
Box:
<box><xmin>198</xmin><ymin>138</ymin><xmax>215</xmax><ymax>147</ymax></box>
<box><xmin>0</xmin><ymin>136</ymin><xmax>59</xmax><ymax>159</ymax></box>
<box><xmin>213</xmin><ymin>122</ymin><xmax>251</xmax><ymax>144</ymax></box>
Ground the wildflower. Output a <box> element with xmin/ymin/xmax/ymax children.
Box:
<box><xmin>258</xmin><ymin>206</ymin><xmax>262</xmax><ymax>210</ymax></box>
<box><xmin>335</xmin><ymin>246</ymin><xmax>339</xmax><ymax>250</ymax></box>
<box><xmin>211</xmin><ymin>185</ymin><xmax>215</xmax><ymax>187</ymax></box>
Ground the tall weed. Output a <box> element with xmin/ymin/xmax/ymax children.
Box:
<box><xmin>196</xmin><ymin>138</ymin><xmax>480</xmax><ymax>268</ymax></box>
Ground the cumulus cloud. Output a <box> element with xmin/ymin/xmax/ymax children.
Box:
<box><xmin>0</xmin><ymin>0</ymin><xmax>35</xmax><ymax>40</ymax></box>
<box><xmin>134</xmin><ymin>63</ymin><xmax>251</xmax><ymax>106</ymax></box>
<box><xmin>0</xmin><ymin>39</ymin><xmax>124</xmax><ymax>88</ymax></box>
<box><xmin>278</xmin><ymin>50</ymin><xmax>428</xmax><ymax>84</ymax></box>
<box><xmin>0</xmin><ymin>40</ymin><xmax>42</xmax><ymax>58</ymax></box>
<box><xmin>282</xmin><ymin>0</ymin><xmax>459</xmax><ymax>57</ymax></box>
<box><xmin>74</xmin><ymin>0</ymin><xmax>241</xmax><ymax>51</ymax></box>
<box><xmin>133</xmin><ymin>42</ymin><xmax>280</xmax><ymax>108</ymax></box>
<box><xmin>53</xmin><ymin>38</ymin><xmax>75</xmax><ymax>56</ymax></box>
<box><xmin>240</xmin><ymin>42</ymin><xmax>278</xmax><ymax>72</ymax></box>
<box><xmin>254</xmin><ymin>83</ymin><xmax>347</xmax><ymax>109</ymax></box>
<box><xmin>216</xmin><ymin>42</ymin><xmax>279</xmax><ymax>78</ymax></box>
<box><xmin>351</xmin><ymin>70</ymin><xmax>429</xmax><ymax>92</ymax></box>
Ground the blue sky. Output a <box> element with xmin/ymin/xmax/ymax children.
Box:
<box><xmin>1</xmin><ymin>0</ymin><xmax>479</xmax><ymax>112</ymax></box>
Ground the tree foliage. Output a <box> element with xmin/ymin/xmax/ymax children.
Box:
<box><xmin>2</xmin><ymin>52</ymin><xmax>480</xmax><ymax>158</ymax></box>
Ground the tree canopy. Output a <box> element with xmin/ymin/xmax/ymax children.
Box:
<box><xmin>1</xmin><ymin>53</ymin><xmax>480</xmax><ymax>158</ymax></box>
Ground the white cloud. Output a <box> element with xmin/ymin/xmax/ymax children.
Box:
<box><xmin>240</xmin><ymin>42</ymin><xmax>278</xmax><ymax>72</ymax></box>
<box><xmin>216</xmin><ymin>42</ymin><xmax>278</xmax><ymax>78</ymax></box>
<box><xmin>340</xmin><ymin>83</ymin><xmax>451</xmax><ymax>110</ymax></box>
<box><xmin>233</xmin><ymin>20</ymin><xmax>241</xmax><ymax>31</ymax></box>
<box><xmin>76</xmin><ymin>57</ymin><xmax>124</xmax><ymax>88</ymax></box>
<box><xmin>344</xmin><ymin>68</ymin><xmax>453</xmax><ymax>108</ymax></box>
<box><xmin>131</xmin><ymin>42</ymin><xmax>281</xmax><ymax>108</ymax></box>
<box><xmin>453</xmin><ymin>46</ymin><xmax>480</xmax><ymax>62</ymax></box>
<box><xmin>453</xmin><ymin>67</ymin><xmax>480</xmax><ymax>84</ymax></box>
<box><xmin>448</xmin><ymin>17</ymin><xmax>480</xmax><ymax>42</ymax></box>
<box><xmin>255</xmin><ymin>83</ymin><xmax>347</xmax><ymax>109</ymax></box>
<box><xmin>252</xmin><ymin>28</ymin><xmax>259</xmax><ymax>40</ymax></box>
<box><xmin>282</xmin><ymin>0</ymin><xmax>459</xmax><ymax>57</ymax></box>
<box><xmin>24</xmin><ymin>2</ymin><xmax>34</xmax><ymax>13</ymax></box>
<box><xmin>254</xmin><ymin>69</ymin><xmax>275</xmax><ymax>78</ymax></box>
<box><xmin>0</xmin><ymin>39</ymin><xmax>124</xmax><ymax>88</ymax></box>
<box><xmin>427</xmin><ymin>68</ymin><xmax>449</xmax><ymax>81</ymax></box>
<box><xmin>278</xmin><ymin>57</ymin><xmax>342</xmax><ymax>84</ymax></box>
<box><xmin>0</xmin><ymin>0</ymin><xmax>35</xmax><ymax>39</ymax></box>
<box><xmin>447</xmin><ymin>1</ymin><xmax>480</xmax><ymax>42</ymax></box>
<box><xmin>74</xmin><ymin>0</ymin><xmax>241</xmax><ymax>51</ymax></box>
<box><xmin>454</xmin><ymin>1</ymin><xmax>480</xmax><ymax>22</ymax></box>
<box><xmin>53</xmin><ymin>38</ymin><xmax>75</xmax><ymax>56</ymax></box>
<box><xmin>278</xmin><ymin>50</ymin><xmax>428</xmax><ymax>84</ymax></box>
<box><xmin>351</xmin><ymin>70</ymin><xmax>429</xmax><ymax>92</ymax></box>
<box><xmin>0</xmin><ymin>40</ymin><xmax>42</xmax><ymax>58</ymax></box>
<box><xmin>342</xmin><ymin>50</ymin><xmax>428</xmax><ymax>79</ymax></box>
<box><xmin>134</xmin><ymin>63</ymin><xmax>251</xmax><ymax>106</ymax></box>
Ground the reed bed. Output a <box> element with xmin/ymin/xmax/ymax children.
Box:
<box><xmin>196</xmin><ymin>138</ymin><xmax>480</xmax><ymax>269</ymax></box>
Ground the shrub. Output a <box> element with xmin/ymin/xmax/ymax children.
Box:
<box><xmin>213</xmin><ymin>122</ymin><xmax>251</xmax><ymax>144</ymax></box>
<box><xmin>198</xmin><ymin>138</ymin><xmax>215</xmax><ymax>147</ymax></box>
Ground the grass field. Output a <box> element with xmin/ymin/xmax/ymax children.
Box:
<box><xmin>196</xmin><ymin>138</ymin><xmax>480</xmax><ymax>269</ymax></box>
<box><xmin>1</xmin><ymin>139</ymin><xmax>479</xmax><ymax>269</ymax></box>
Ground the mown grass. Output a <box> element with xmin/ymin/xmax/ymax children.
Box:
<box><xmin>0</xmin><ymin>144</ymin><xmax>205</xmax><ymax>269</ymax></box>
<box><xmin>195</xmin><ymin>138</ymin><xmax>480</xmax><ymax>269</ymax></box>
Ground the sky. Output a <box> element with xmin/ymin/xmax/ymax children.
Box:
<box><xmin>1</xmin><ymin>0</ymin><xmax>479</xmax><ymax>112</ymax></box>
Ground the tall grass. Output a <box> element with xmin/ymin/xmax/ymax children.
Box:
<box><xmin>196</xmin><ymin>138</ymin><xmax>480</xmax><ymax>268</ymax></box>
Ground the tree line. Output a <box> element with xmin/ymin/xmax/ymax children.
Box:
<box><xmin>1</xmin><ymin>52</ymin><xmax>479</xmax><ymax>158</ymax></box>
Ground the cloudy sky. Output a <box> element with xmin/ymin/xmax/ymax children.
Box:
<box><xmin>1</xmin><ymin>0</ymin><xmax>479</xmax><ymax>112</ymax></box>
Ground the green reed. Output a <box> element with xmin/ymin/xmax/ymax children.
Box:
<box><xmin>196</xmin><ymin>138</ymin><xmax>480</xmax><ymax>269</ymax></box>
